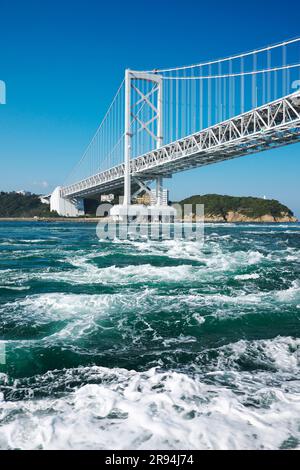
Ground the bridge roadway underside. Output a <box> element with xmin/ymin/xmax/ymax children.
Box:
<box><xmin>61</xmin><ymin>91</ymin><xmax>300</xmax><ymax>200</ymax></box>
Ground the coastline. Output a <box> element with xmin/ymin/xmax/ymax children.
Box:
<box><xmin>0</xmin><ymin>217</ymin><xmax>298</xmax><ymax>224</ymax></box>
<box><xmin>0</xmin><ymin>217</ymin><xmax>100</xmax><ymax>223</ymax></box>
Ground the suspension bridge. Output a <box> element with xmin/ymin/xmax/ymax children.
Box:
<box><xmin>50</xmin><ymin>38</ymin><xmax>300</xmax><ymax>217</ymax></box>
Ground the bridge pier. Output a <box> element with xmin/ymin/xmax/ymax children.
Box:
<box><xmin>50</xmin><ymin>187</ymin><xmax>85</xmax><ymax>217</ymax></box>
<box><xmin>155</xmin><ymin>176</ymin><xmax>163</xmax><ymax>206</ymax></box>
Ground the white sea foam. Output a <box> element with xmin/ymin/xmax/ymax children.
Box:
<box><xmin>19</xmin><ymin>239</ymin><xmax>53</xmax><ymax>243</ymax></box>
<box><xmin>27</xmin><ymin>246</ymin><xmax>265</xmax><ymax>287</ymax></box>
<box><xmin>0</xmin><ymin>293</ymin><xmax>114</xmax><ymax>328</ymax></box>
<box><xmin>0</xmin><ymin>285</ymin><xmax>29</xmax><ymax>291</ymax></box>
<box><xmin>0</xmin><ymin>290</ymin><xmax>196</xmax><ymax>344</ymax></box>
<box><xmin>132</xmin><ymin>238</ymin><xmax>265</xmax><ymax>267</ymax></box>
<box><xmin>2</xmin><ymin>227</ymin><xmax>292</xmax><ymax>291</ymax></box>
<box><xmin>0</xmin><ymin>339</ymin><xmax>299</xmax><ymax>450</ymax></box>
<box><xmin>0</xmin><ymin>224</ymin><xmax>299</xmax><ymax>450</ymax></box>
<box><xmin>37</xmin><ymin>261</ymin><xmax>199</xmax><ymax>285</ymax></box>
<box><xmin>276</xmin><ymin>280</ymin><xmax>300</xmax><ymax>302</ymax></box>
<box><xmin>234</xmin><ymin>273</ymin><xmax>260</xmax><ymax>280</ymax></box>
<box><xmin>217</xmin><ymin>336</ymin><xmax>300</xmax><ymax>374</ymax></box>
<box><xmin>1</xmin><ymin>272</ymin><xmax>298</xmax><ymax>344</ymax></box>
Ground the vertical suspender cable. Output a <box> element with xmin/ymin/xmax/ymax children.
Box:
<box><xmin>208</xmin><ymin>64</ymin><xmax>211</xmax><ymax>126</ymax></box>
<box><xmin>176</xmin><ymin>69</ymin><xmax>179</xmax><ymax>140</ymax></box>
<box><xmin>267</xmin><ymin>48</ymin><xmax>271</xmax><ymax>102</ymax></box>
<box><xmin>200</xmin><ymin>66</ymin><xmax>203</xmax><ymax>131</ymax></box>
<box><xmin>241</xmin><ymin>57</ymin><xmax>244</xmax><ymax>114</ymax></box>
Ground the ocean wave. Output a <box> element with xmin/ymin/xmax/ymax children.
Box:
<box><xmin>234</xmin><ymin>273</ymin><xmax>260</xmax><ymax>280</ymax></box>
<box><xmin>1</xmin><ymin>275</ymin><xmax>299</xmax><ymax>347</ymax></box>
<box><xmin>0</xmin><ymin>222</ymin><xmax>299</xmax><ymax>450</ymax></box>
<box><xmin>23</xmin><ymin>247</ymin><xmax>265</xmax><ymax>287</ymax></box>
<box><xmin>0</xmin><ymin>340</ymin><xmax>299</xmax><ymax>450</ymax></box>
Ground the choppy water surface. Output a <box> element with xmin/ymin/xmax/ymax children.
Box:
<box><xmin>0</xmin><ymin>221</ymin><xmax>299</xmax><ymax>450</ymax></box>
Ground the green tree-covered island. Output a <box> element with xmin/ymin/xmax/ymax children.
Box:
<box><xmin>179</xmin><ymin>194</ymin><xmax>297</xmax><ymax>222</ymax></box>
<box><xmin>0</xmin><ymin>191</ymin><xmax>297</xmax><ymax>222</ymax></box>
<box><xmin>0</xmin><ymin>192</ymin><xmax>58</xmax><ymax>218</ymax></box>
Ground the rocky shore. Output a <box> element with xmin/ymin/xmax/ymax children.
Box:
<box><xmin>198</xmin><ymin>211</ymin><xmax>297</xmax><ymax>223</ymax></box>
<box><xmin>0</xmin><ymin>214</ymin><xmax>298</xmax><ymax>223</ymax></box>
<box><xmin>180</xmin><ymin>194</ymin><xmax>298</xmax><ymax>223</ymax></box>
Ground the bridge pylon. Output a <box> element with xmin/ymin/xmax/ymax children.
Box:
<box><xmin>111</xmin><ymin>68</ymin><xmax>170</xmax><ymax>222</ymax></box>
<box><xmin>123</xmin><ymin>69</ymin><xmax>163</xmax><ymax>207</ymax></box>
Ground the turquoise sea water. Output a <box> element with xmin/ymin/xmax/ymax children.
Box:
<box><xmin>0</xmin><ymin>221</ymin><xmax>299</xmax><ymax>449</ymax></box>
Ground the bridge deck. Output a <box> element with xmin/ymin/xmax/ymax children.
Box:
<box><xmin>61</xmin><ymin>91</ymin><xmax>300</xmax><ymax>199</ymax></box>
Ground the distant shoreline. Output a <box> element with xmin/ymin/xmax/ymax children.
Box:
<box><xmin>0</xmin><ymin>217</ymin><xmax>100</xmax><ymax>223</ymax></box>
<box><xmin>0</xmin><ymin>217</ymin><xmax>298</xmax><ymax>224</ymax></box>
<box><xmin>0</xmin><ymin>192</ymin><xmax>297</xmax><ymax>222</ymax></box>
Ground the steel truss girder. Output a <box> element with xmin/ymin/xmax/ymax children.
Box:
<box><xmin>131</xmin><ymin>177</ymin><xmax>153</xmax><ymax>200</ymax></box>
<box><xmin>61</xmin><ymin>91</ymin><xmax>300</xmax><ymax>199</ymax></box>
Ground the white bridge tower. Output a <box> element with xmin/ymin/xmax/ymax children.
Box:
<box><xmin>123</xmin><ymin>69</ymin><xmax>164</xmax><ymax>206</ymax></box>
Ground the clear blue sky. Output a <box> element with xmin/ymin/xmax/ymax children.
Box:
<box><xmin>0</xmin><ymin>0</ymin><xmax>299</xmax><ymax>216</ymax></box>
